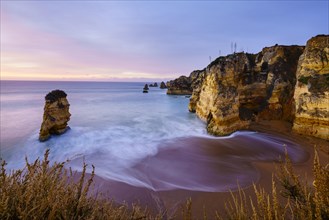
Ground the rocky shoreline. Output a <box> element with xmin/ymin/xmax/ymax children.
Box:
<box><xmin>167</xmin><ymin>35</ymin><xmax>329</xmax><ymax>140</ymax></box>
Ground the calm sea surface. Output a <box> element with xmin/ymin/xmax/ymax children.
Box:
<box><xmin>0</xmin><ymin>80</ymin><xmax>307</xmax><ymax>192</ymax></box>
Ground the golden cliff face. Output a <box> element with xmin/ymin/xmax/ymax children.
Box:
<box><xmin>39</xmin><ymin>90</ymin><xmax>71</xmax><ymax>142</ymax></box>
<box><xmin>194</xmin><ymin>53</ymin><xmax>251</xmax><ymax>135</ymax></box>
<box><xmin>293</xmin><ymin>35</ymin><xmax>329</xmax><ymax>140</ymax></box>
<box><xmin>189</xmin><ymin>46</ymin><xmax>304</xmax><ymax>136</ymax></box>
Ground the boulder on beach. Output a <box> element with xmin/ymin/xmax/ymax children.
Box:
<box><xmin>39</xmin><ymin>90</ymin><xmax>71</xmax><ymax>142</ymax></box>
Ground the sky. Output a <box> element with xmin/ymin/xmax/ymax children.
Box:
<box><xmin>1</xmin><ymin>1</ymin><xmax>328</xmax><ymax>82</ymax></box>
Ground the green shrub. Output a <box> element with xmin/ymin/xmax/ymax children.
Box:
<box><xmin>298</xmin><ymin>76</ymin><xmax>310</xmax><ymax>85</ymax></box>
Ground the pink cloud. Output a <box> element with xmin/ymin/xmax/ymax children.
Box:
<box><xmin>1</xmin><ymin>10</ymin><xmax>175</xmax><ymax>81</ymax></box>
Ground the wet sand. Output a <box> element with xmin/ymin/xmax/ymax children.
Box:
<box><xmin>86</xmin><ymin>121</ymin><xmax>328</xmax><ymax>219</ymax></box>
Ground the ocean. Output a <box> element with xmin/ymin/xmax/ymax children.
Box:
<box><xmin>0</xmin><ymin>80</ymin><xmax>308</xmax><ymax>192</ymax></box>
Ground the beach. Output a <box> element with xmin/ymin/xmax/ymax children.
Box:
<box><xmin>86</xmin><ymin>120</ymin><xmax>328</xmax><ymax>219</ymax></box>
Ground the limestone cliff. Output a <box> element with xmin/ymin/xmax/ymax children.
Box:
<box><xmin>170</xmin><ymin>44</ymin><xmax>305</xmax><ymax>136</ymax></box>
<box><xmin>188</xmin><ymin>70</ymin><xmax>207</xmax><ymax>112</ymax></box>
<box><xmin>293</xmin><ymin>35</ymin><xmax>329</xmax><ymax>140</ymax></box>
<box><xmin>39</xmin><ymin>90</ymin><xmax>71</xmax><ymax>142</ymax></box>
<box><xmin>193</xmin><ymin>46</ymin><xmax>304</xmax><ymax>135</ymax></box>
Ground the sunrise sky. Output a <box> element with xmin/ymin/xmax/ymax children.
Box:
<box><xmin>1</xmin><ymin>1</ymin><xmax>328</xmax><ymax>82</ymax></box>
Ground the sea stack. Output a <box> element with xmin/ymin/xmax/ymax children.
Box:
<box><xmin>160</xmin><ymin>81</ymin><xmax>167</xmax><ymax>89</ymax></box>
<box><xmin>149</xmin><ymin>82</ymin><xmax>158</xmax><ymax>87</ymax></box>
<box><xmin>143</xmin><ymin>84</ymin><xmax>149</xmax><ymax>93</ymax></box>
<box><xmin>39</xmin><ymin>90</ymin><xmax>71</xmax><ymax>142</ymax></box>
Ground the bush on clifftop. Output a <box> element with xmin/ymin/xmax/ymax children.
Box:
<box><xmin>45</xmin><ymin>90</ymin><xmax>67</xmax><ymax>103</ymax></box>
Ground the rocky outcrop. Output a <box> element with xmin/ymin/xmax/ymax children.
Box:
<box><xmin>192</xmin><ymin>45</ymin><xmax>304</xmax><ymax>135</ymax></box>
<box><xmin>39</xmin><ymin>90</ymin><xmax>71</xmax><ymax>142</ymax></box>
<box><xmin>293</xmin><ymin>35</ymin><xmax>329</xmax><ymax>140</ymax></box>
<box><xmin>166</xmin><ymin>71</ymin><xmax>206</xmax><ymax>96</ymax></box>
<box><xmin>143</xmin><ymin>84</ymin><xmax>149</xmax><ymax>93</ymax></box>
<box><xmin>169</xmin><ymin>45</ymin><xmax>305</xmax><ymax>136</ymax></box>
<box><xmin>168</xmin><ymin>35</ymin><xmax>328</xmax><ymax>139</ymax></box>
<box><xmin>149</xmin><ymin>82</ymin><xmax>158</xmax><ymax>87</ymax></box>
<box><xmin>160</xmin><ymin>81</ymin><xmax>167</xmax><ymax>89</ymax></box>
<box><xmin>166</xmin><ymin>75</ymin><xmax>193</xmax><ymax>95</ymax></box>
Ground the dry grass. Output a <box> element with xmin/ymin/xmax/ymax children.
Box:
<box><xmin>0</xmin><ymin>149</ymin><xmax>159</xmax><ymax>220</ymax></box>
<box><xmin>221</xmin><ymin>150</ymin><xmax>329</xmax><ymax>220</ymax></box>
<box><xmin>1</xmin><ymin>149</ymin><xmax>328</xmax><ymax>220</ymax></box>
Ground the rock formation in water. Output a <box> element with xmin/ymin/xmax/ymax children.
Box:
<box><xmin>39</xmin><ymin>90</ymin><xmax>71</xmax><ymax>142</ymax></box>
<box><xmin>169</xmin><ymin>35</ymin><xmax>329</xmax><ymax>140</ymax></box>
<box><xmin>293</xmin><ymin>35</ymin><xmax>329</xmax><ymax>140</ymax></box>
<box><xmin>143</xmin><ymin>84</ymin><xmax>149</xmax><ymax>93</ymax></box>
<box><xmin>149</xmin><ymin>82</ymin><xmax>158</xmax><ymax>87</ymax></box>
<box><xmin>160</xmin><ymin>81</ymin><xmax>167</xmax><ymax>89</ymax></box>
<box><xmin>166</xmin><ymin>75</ymin><xmax>193</xmax><ymax>95</ymax></box>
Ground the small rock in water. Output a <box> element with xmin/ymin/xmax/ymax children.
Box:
<box><xmin>143</xmin><ymin>84</ymin><xmax>149</xmax><ymax>93</ymax></box>
<box><xmin>143</xmin><ymin>84</ymin><xmax>149</xmax><ymax>90</ymax></box>
<box><xmin>149</xmin><ymin>82</ymin><xmax>158</xmax><ymax>87</ymax></box>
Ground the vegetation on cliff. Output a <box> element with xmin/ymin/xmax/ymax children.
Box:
<box><xmin>1</xmin><ymin>150</ymin><xmax>328</xmax><ymax>219</ymax></box>
<box><xmin>45</xmin><ymin>90</ymin><xmax>67</xmax><ymax>103</ymax></box>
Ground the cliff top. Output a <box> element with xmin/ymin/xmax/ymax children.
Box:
<box><xmin>45</xmin><ymin>90</ymin><xmax>67</xmax><ymax>103</ymax></box>
<box><xmin>307</xmin><ymin>34</ymin><xmax>329</xmax><ymax>47</ymax></box>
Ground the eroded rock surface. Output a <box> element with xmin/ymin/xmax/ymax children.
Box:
<box><xmin>39</xmin><ymin>90</ymin><xmax>71</xmax><ymax>142</ymax></box>
<box><xmin>166</xmin><ymin>75</ymin><xmax>193</xmax><ymax>95</ymax></box>
<box><xmin>194</xmin><ymin>46</ymin><xmax>304</xmax><ymax>135</ymax></box>
<box><xmin>170</xmin><ymin>43</ymin><xmax>308</xmax><ymax>136</ymax></box>
<box><xmin>293</xmin><ymin>35</ymin><xmax>329</xmax><ymax>140</ymax></box>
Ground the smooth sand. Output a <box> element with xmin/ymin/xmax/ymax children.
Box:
<box><xmin>87</xmin><ymin>120</ymin><xmax>328</xmax><ymax>219</ymax></box>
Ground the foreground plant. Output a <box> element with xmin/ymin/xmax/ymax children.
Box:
<box><xmin>0</xmin><ymin>149</ymin><xmax>156</xmax><ymax>220</ymax></box>
<box><xmin>222</xmin><ymin>150</ymin><xmax>329</xmax><ymax>220</ymax></box>
<box><xmin>1</xmin><ymin>149</ymin><xmax>328</xmax><ymax>220</ymax></box>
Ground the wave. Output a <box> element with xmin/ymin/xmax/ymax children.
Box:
<box><xmin>4</xmin><ymin>126</ymin><xmax>308</xmax><ymax>192</ymax></box>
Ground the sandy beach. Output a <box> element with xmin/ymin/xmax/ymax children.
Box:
<box><xmin>84</xmin><ymin>121</ymin><xmax>328</xmax><ymax>219</ymax></box>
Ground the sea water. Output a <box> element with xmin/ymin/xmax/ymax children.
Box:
<box><xmin>0</xmin><ymin>80</ymin><xmax>307</xmax><ymax>192</ymax></box>
<box><xmin>0</xmin><ymin>81</ymin><xmax>206</xmax><ymax>169</ymax></box>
